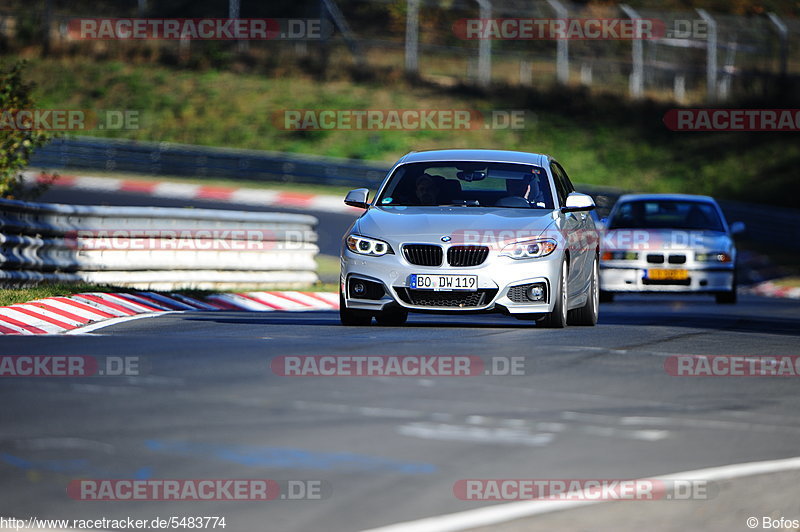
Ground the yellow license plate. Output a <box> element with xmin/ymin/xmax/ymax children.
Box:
<box><xmin>647</xmin><ymin>268</ymin><xmax>689</xmax><ymax>281</ymax></box>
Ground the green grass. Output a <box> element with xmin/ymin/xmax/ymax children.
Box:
<box><xmin>315</xmin><ymin>254</ymin><xmax>341</xmax><ymax>282</ymax></box>
<box><xmin>12</xmin><ymin>56</ymin><xmax>800</xmax><ymax>208</ymax></box>
<box><xmin>0</xmin><ymin>282</ymin><xmax>338</xmax><ymax>307</ymax></box>
<box><xmin>0</xmin><ymin>283</ymin><xmax>124</xmax><ymax>306</ymax></box>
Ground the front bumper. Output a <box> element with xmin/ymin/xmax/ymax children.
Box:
<box><xmin>599</xmin><ymin>262</ymin><xmax>735</xmax><ymax>293</ymax></box>
<box><xmin>341</xmin><ymin>248</ymin><xmax>562</xmax><ymax>314</ymax></box>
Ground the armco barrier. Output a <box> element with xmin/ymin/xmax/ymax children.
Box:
<box><xmin>30</xmin><ymin>136</ymin><xmax>799</xmax><ymax>249</ymax></box>
<box><xmin>0</xmin><ymin>198</ymin><xmax>319</xmax><ymax>289</ymax></box>
<box><xmin>31</xmin><ymin>136</ymin><xmax>389</xmax><ymax>188</ymax></box>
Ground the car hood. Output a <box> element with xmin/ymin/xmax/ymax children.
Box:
<box><xmin>354</xmin><ymin>206</ymin><xmax>558</xmax><ymax>244</ymax></box>
<box><xmin>602</xmin><ymin>228</ymin><xmax>733</xmax><ymax>252</ymax></box>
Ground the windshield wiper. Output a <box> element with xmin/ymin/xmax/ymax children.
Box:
<box><xmin>442</xmin><ymin>200</ymin><xmax>481</xmax><ymax>207</ymax></box>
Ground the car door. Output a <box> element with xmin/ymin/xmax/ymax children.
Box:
<box><xmin>551</xmin><ymin>161</ymin><xmax>589</xmax><ymax>301</ymax></box>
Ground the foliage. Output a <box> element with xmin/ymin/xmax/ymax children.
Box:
<box><xmin>0</xmin><ymin>61</ymin><xmax>55</xmax><ymax>199</ymax></box>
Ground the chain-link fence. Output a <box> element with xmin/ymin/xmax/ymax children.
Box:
<box><xmin>0</xmin><ymin>0</ymin><xmax>797</xmax><ymax>103</ymax></box>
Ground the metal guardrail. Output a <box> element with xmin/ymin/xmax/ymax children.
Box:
<box><xmin>31</xmin><ymin>136</ymin><xmax>389</xmax><ymax>189</ymax></box>
<box><xmin>0</xmin><ymin>198</ymin><xmax>320</xmax><ymax>289</ymax></box>
<box><xmin>30</xmin><ymin>137</ymin><xmax>800</xmax><ymax>251</ymax></box>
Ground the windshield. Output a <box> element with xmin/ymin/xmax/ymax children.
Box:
<box><xmin>608</xmin><ymin>200</ymin><xmax>725</xmax><ymax>231</ymax></box>
<box><xmin>376</xmin><ymin>161</ymin><xmax>554</xmax><ymax>209</ymax></box>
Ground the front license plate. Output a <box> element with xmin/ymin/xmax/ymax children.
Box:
<box><xmin>647</xmin><ymin>268</ymin><xmax>689</xmax><ymax>281</ymax></box>
<box><xmin>410</xmin><ymin>274</ymin><xmax>477</xmax><ymax>291</ymax></box>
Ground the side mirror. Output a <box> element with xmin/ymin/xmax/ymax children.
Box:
<box><xmin>562</xmin><ymin>192</ymin><xmax>596</xmax><ymax>213</ymax></box>
<box><xmin>344</xmin><ymin>188</ymin><xmax>370</xmax><ymax>209</ymax></box>
<box><xmin>729</xmin><ymin>221</ymin><xmax>745</xmax><ymax>235</ymax></box>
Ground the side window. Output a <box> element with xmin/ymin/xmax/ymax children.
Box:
<box><xmin>550</xmin><ymin>163</ymin><xmax>568</xmax><ymax>206</ymax></box>
<box><xmin>555</xmin><ymin>162</ymin><xmax>575</xmax><ymax>193</ymax></box>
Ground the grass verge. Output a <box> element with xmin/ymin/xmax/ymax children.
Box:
<box><xmin>14</xmin><ymin>56</ymin><xmax>799</xmax><ymax>208</ymax></box>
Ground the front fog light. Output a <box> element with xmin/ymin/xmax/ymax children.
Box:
<box><xmin>526</xmin><ymin>284</ymin><xmax>545</xmax><ymax>301</ymax></box>
<box><xmin>352</xmin><ymin>281</ymin><xmax>367</xmax><ymax>296</ymax></box>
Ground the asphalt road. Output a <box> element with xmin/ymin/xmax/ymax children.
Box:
<box><xmin>1</xmin><ymin>294</ymin><xmax>799</xmax><ymax>531</ymax></box>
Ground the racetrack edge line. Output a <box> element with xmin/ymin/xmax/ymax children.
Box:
<box><xmin>65</xmin><ymin>311</ymin><xmax>181</xmax><ymax>334</ymax></box>
<box><xmin>359</xmin><ymin>455</ymin><xmax>800</xmax><ymax>532</ymax></box>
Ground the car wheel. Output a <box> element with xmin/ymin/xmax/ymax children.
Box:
<box><xmin>339</xmin><ymin>291</ymin><xmax>373</xmax><ymax>326</ymax></box>
<box><xmin>715</xmin><ymin>272</ymin><xmax>738</xmax><ymax>304</ymax></box>
<box><xmin>540</xmin><ymin>261</ymin><xmax>569</xmax><ymax>328</ymax></box>
<box><xmin>569</xmin><ymin>255</ymin><xmax>599</xmax><ymax>326</ymax></box>
<box><xmin>375</xmin><ymin>308</ymin><xmax>408</xmax><ymax>326</ymax></box>
<box><xmin>599</xmin><ymin>291</ymin><xmax>614</xmax><ymax>303</ymax></box>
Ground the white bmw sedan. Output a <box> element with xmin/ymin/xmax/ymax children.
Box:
<box><xmin>599</xmin><ymin>193</ymin><xmax>744</xmax><ymax>304</ymax></box>
<box><xmin>339</xmin><ymin>149</ymin><xmax>599</xmax><ymax>327</ymax></box>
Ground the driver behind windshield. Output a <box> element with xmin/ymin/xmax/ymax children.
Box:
<box><xmin>504</xmin><ymin>170</ymin><xmax>548</xmax><ymax>207</ymax></box>
<box><xmin>415</xmin><ymin>174</ymin><xmax>443</xmax><ymax>205</ymax></box>
<box><xmin>505</xmin><ymin>175</ymin><xmax>531</xmax><ymax>198</ymax></box>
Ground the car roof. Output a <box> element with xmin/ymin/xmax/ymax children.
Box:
<box><xmin>398</xmin><ymin>149</ymin><xmax>549</xmax><ymax>166</ymax></box>
<box><xmin>616</xmin><ymin>193</ymin><xmax>719</xmax><ymax>204</ymax></box>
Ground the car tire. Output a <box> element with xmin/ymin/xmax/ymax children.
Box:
<box><xmin>599</xmin><ymin>291</ymin><xmax>614</xmax><ymax>303</ymax></box>
<box><xmin>715</xmin><ymin>272</ymin><xmax>738</xmax><ymax>304</ymax></box>
<box><xmin>540</xmin><ymin>261</ymin><xmax>569</xmax><ymax>328</ymax></box>
<box><xmin>375</xmin><ymin>308</ymin><xmax>408</xmax><ymax>326</ymax></box>
<box><xmin>339</xmin><ymin>292</ymin><xmax>373</xmax><ymax>326</ymax></box>
<box><xmin>569</xmin><ymin>255</ymin><xmax>599</xmax><ymax>326</ymax></box>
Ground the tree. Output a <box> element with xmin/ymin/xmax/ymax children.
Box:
<box><xmin>0</xmin><ymin>61</ymin><xmax>55</xmax><ymax>199</ymax></box>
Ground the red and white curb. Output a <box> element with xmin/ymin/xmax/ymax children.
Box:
<box><xmin>0</xmin><ymin>291</ymin><xmax>339</xmax><ymax>335</ymax></box>
<box><xmin>745</xmin><ymin>281</ymin><xmax>800</xmax><ymax>300</ymax></box>
<box><xmin>25</xmin><ymin>171</ymin><xmax>360</xmax><ymax>215</ymax></box>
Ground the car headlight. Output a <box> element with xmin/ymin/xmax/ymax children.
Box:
<box><xmin>346</xmin><ymin>234</ymin><xmax>393</xmax><ymax>256</ymax></box>
<box><xmin>601</xmin><ymin>251</ymin><xmax>639</xmax><ymax>261</ymax></box>
<box><xmin>500</xmin><ymin>238</ymin><xmax>557</xmax><ymax>260</ymax></box>
<box><xmin>696</xmin><ymin>251</ymin><xmax>731</xmax><ymax>263</ymax></box>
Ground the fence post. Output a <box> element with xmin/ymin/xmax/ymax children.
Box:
<box><xmin>620</xmin><ymin>4</ymin><xmax>644</xmax><ymax>99</ymax></box>
<box><xmin>767</xmin><ymin>12</ymin><xmax>788</xmax><ymax>79</ymax></box>
<box><xmin>674</xmin><ymin>74</ymin><xmax>686</xmax><ymax>103</ymax></box>
<box><xmin>229</xmin><ymin>0</ymin><xmax>248</xmax><ymax>52</ymax></box>
<box><xmin>475</xmin><ymin>0</ymin><xmax>492</xmax><ymax>87</ymax></box>
<box><xmin>696</xmin><ymin>9</ymin><xmax>717</xmax><ymax>102</ymax></box>
<box><xmin>322</xmin><ymin>0</ymin><xmax>366</xmax><ymax>67</ymax></box>
<box><xmin>405</xmin><ymin>0</ymin><xmax>420</xmax><ymax>74</ymax></box>
<box><xmin>580</xmin><ymin>63</ymin><xmax>592</xmax><ymax>85</ymax></box>
<box><xmin>547</xmin><ymin>0</ymin><xmax>568</xmax><ymax>84</ymax></box>
<box><xmin>520</xmin><ymin>60</ymin><xmax>532</xmax><ymax>86</ymax></box>
<box><xmin>43</xmin><ymin>0</ymin><xmax>53</xmax><ymax>53</ymax></box>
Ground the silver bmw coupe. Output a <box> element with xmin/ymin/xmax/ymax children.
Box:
<box><xmin>339</xmin><ymin>149</ymin><xmax>599</xmax><ymax>327</ymax></box>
